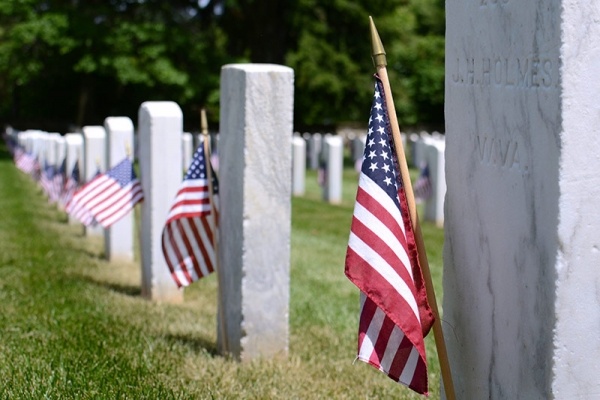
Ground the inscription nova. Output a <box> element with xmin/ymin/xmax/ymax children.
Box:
<box><xmin>452</xmin><ymin>57</ymin><xmax>556</xmax><ymax>88</ymax></box>
<box><xmin>477</xmin><ymin>135</ymin><xmax>528</xmax><ymax>173</ymax></box>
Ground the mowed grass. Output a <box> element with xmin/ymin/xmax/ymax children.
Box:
<box><xmin>0</xmin><ymin>143</ymin><xmax>444</xmax><ymax>399</ymax></box>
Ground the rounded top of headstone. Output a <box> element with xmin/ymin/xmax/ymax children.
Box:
<box><xmin>53</xmin><ymin>135</ymin><xmax>66</xmax><ymax>144</ymax></box>
<box><xmin>64</xmin><ymin>132</ymin><xmax>83</xmax><ymax>144</ymax></box>
<box><xmin>324</xmin><ymin>135</ymin><xmax>344</xmax><ymax>145</ymax></box>
<box><xmin>82</xmin><ymin>125</ymin><xmax>106</xmax><ymax>138</ymax></box>
<box><xmin>292</xmin><ymin>135</ymin><xmax>305</xmax><ymax>145</ymax></box>
<box><xmin>139</xmin><ymin>101</ymin><xmax>183</xmax><ymax>118</ymax></box>
<box><xmin>104</xmin><ymin>116</ymin><xmax>134</xmax><ymax>131</ymax></box>
<box><xmin>221</xmin><ymin>63</ymin><xmax>293</xmax><ymax>74</ymax></box>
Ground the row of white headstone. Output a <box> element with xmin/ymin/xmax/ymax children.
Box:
<box><xmin>12</xmin><ymin>64</ymin><xmax>295</xmax><ymax>363</ymax></box>
<box><xmin>291</xmin><ymin>130</ymin><xmax>446</xmax><ymax>226</ymax></box>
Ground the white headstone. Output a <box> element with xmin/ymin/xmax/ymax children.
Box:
<box><xmin>138</xmin><ymin>101</ymin><xmax>183</xmax><ymax>303</ymax></box>
<box><xmin>182</xmin><ymin>132</ymin><xmax>193</xmax><ymax>172</ymax></box>
<box><xmin>307</xmin><ymin>133</ymin><xmax>322</xmax><ymax>170</ymax></box>
<box><xmin>218</xmin><ymin>63</ymin><xmax>293</xmax><ymax>360</ymax></box>
<box><xmin>82</xmin><ymin>126</ymin><xmax>107</xmax><ymax>236</ymax></box>
<box><xmin>408</xmin><ymin>132</ymin><xmax>420</xmax><ymax>167</ymax></box>
<box><xmin>25</xmin><ymin>130</ymin><xmax>46</xmax><ymax>162</ymax></box>
<box><xmin>422</xmin><ymin>137</ymin><xmax>445</xmax><ymax>227</ymax></box>
<box><xmin>64</xmin><ymin>133</ymin><xmax>83</xmax><ymax>224</ymax></box>
<box><xmin>445</xmin><ymin>1</ymin><xmax>600</xmax><ymax>398</ymax></box>
<box><xmin>45</xmin><ymin>133</ymin><xmax>59</xmax><ymax>169</ymax></box>
<box><xmin>292</xmin><ymin>135</ymin><xmax>306</xmax><ymax>196</ymax></box>
<box><xmin>64</xmin><ymin>133</ymin><xmax>83</xmax><ymax>181</ymax></box>
<box><xmin>412</xmin><ymin>131</ymin><xmax>430</xmax><ymax>170</ymax></box>
<box><xmin>104</xmin><ymin>117</ymin><xmax>135</xmax><ymax>261</ymax></box>
<box><xmin>53</xmin><ymin>135</ymin><xmax>66</xmax><ymax>166</ymax></box>
<box><xmin>321</xmin><ymin>135</ymin><xmax>343</xmax><ymax>204</ymax></box>
<box><xmin>352</xmin><ymin>134</ymin><xmax>367</xmax><ymax>172</ymax></box>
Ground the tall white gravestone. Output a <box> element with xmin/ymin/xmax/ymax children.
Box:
<box><xmin>321</xmin><ymin>135</ymin><xmax>343</xmax><ymax>204</ymax></box>
<box><xmin>445</xmin><ymin>1</ymin><xmax>600</xmax><ymax>398</ymax></box>
<box><xmin>65</xmin><ymin>133</ymin><xmax>83</xmax><ymax>224</ymax></box>
<box><xmin>422</xmin><ymin>136</ymin><xmax>445</xmax><ymax>227</ymax></box>
<box><xmin>292</xmin><ymin>134</ymin><xmax>306</xmax><ymax>196</ymax></box>
<box><xmin>138</xmin><ymin>101</ymin><xmax>183</xmax><ymax>303</ymax></box>
<box><xmin>65</xmin><ymin>133</ymin><xmax>83</xmax><ymax>176</ymax></box>
<box><xmin>218</xmin><ymin>64</ymin><xmax>293</xmax><ymax>360</ymax></box>
<box><xmin>82</xmin><ymin>126</ymin><xmax>107</xmax><ymax>236</ymax></box>
<box><xmin>54</xmin><ymin>135</ymin><xmax>66</xmax><ymax>168</ymax></box>
<box><xmin>182</xmin><ymin>132</ymin><xmax>193</xmax><ymax>172</ymax></box>
<box><xmin>104</xmin><ymin>117</ymin><xmax>135</xmax><ymax>261</ymax></box>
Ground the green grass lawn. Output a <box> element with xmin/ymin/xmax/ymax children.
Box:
<box><xmin>0</xmin><ymin>144</ymin><xmax>444</xmax><ymax>399</ymax></box>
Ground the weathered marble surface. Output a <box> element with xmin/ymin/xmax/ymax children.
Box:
<box><xmin>218</xmin><ymin>64</ymin><xmax>293</xmax><ymax>361</ymax></box>
<box><xmin>82</xmin><ymin>126</ymin><xmax>106</xmax><ymax>236</ymax></box>
<box><xmin>138</xmin><ymin>102</ymin><xmax>183</xmax><ymax>303</ymax></box>
<box><xmin>104</xmin><ymin>117</ymin><xmax>135</xmax><ymax>261</ymax></box>
<box><xmin>445</xmin><ymin>1</ymin><xmax>600</xmax><ymax>398</ymax></box>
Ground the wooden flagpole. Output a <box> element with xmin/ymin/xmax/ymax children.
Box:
<box><xmin>200</xmin><ymin>108</ymin><xmax>230</xmax><ymax>354</ymax></box>
<box><xmin>369</xmin><ymin>17</ymin><xmax>456</xmax><ymax>400</ymax></box>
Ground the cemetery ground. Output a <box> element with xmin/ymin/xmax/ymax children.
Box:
<box><xmin>0</xmin><ymin>143</ymin><xmax>444</xmax><ymax>399</ymax></box>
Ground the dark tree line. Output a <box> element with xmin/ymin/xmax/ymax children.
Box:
<box><xmin>0</xmin><ymin>0</ymin><xmax>445</xmax><ymax>133</ymax></box>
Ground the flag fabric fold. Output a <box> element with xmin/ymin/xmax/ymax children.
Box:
<box><xmin>161</xmin><ymin>139</ymin><xmax>218</xmax><ymax>288</ymax></box>
<box><xmin>345</xmin><ymin>77</ymin><xmax>434</xmax><ymax>395</ymax></box>
<box><xmin>65</xmin><ymin>158</ymin><xmax>143</xmax><ymax>228</ymax></box>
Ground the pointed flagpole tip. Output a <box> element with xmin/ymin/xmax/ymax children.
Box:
<box><xmin>369</xmin><ymin>16</ymin><xmax>387</xmax><ymax>68</ymax></box>
<box><xmin>200</xmin><ymin>108</ymin><xmax>208</xmax><ymax>136</ymax></box>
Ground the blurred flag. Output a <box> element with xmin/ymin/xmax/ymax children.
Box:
<box><xmin>66</xmin><ymin>158</ymin><xmax>143</xmax><ymax>228</ymax></box>
<box><xmin>50</xmin><ymin>158</ymin><xmax>67</xmax><ymax>203</ymax></box>
<box><xmin>413</xmin><ymin>162</ymin><xmax>432</xmax><ymax>204</ymax></box>
<box><xmin>61</xmin><ymin>160</ymin><xmax>80</xmax><ymax>206</ymax></box>
<box><xmin>162</xmin><ymin>138</ymin><xmax>218</xmax><ymax>288</ymax></box>
<box><xmin>344</xmin><ymin>77</ymin><xmax>434</xmax><ymax>395</ymax></box>
<box><xmin>14</xmin><ymin>147</ymin><xmax>39</xmax><ymax>176</ymax></box>
<box><xmin>40</xmin><ymin>161</ymin><xmax>56</xmax><ymax>201</ymax></box>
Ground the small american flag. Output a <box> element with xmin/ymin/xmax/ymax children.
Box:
<box><xmin>61</xmin><ymin>159</ymin><xmax>80</xmax><ymax>206</ymax></box>
<box><xmin>14</xmin><ymin>148</ymin><xmax>39</xmax><ymax>176</ymax></box>
<box><xmin>162</xmin><ymin>138</ymin><xmax>218</xmax><ymax>288</ymax></box>
<box><xmin>40</xmin><ymin>161</ymin><xmax>56</xmax><ymax>202</ymax></box>
<box><xmin>345</xmin><ymin>77</ymin><xmax>434</xmax><ymax>395</ymax></box>
<box><xmin>50</xmin><ymin>158</ymin><xmax>67</xmax><ymax>203</ymax></box>
<box><xmin>66</xmin><ymin>158</ymin><xmax>143</xmax><ymax>228</ymax></box>
<box><xmin>413</xmin><ymin>162</ymin><xmax>432</xmax><ymax>204</ymax></box>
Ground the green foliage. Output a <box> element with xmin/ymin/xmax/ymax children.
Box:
<box><xmin>0</xmin><ymin>0</ymin><xmax>445</xmax><ymax>131</ymax></box>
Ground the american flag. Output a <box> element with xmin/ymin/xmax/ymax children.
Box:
<box><xmin>61</xmin><ymin>160</ymin><xmax>80</xmax><ymax>206</ymax></box>
<box><xmin>413</xmin><ymin>162</ymin><xmax>432</xmax><ymax>204</ymax></box>
<box><xmin>345</xmin><ymin>77</ymin><xmax>434</xmax><ymax>395</ymax></box>
<box><xmin>14</xmin><ymin>147</ymin><xmax>40</xmax><ymax>178</ymax></box>
<box><xmin>40</xmin><ymin>161</ymin><xmax>56</xmax><ymax>201</ymax></box>
<box><xmin>162</xmin><ymin>138</ymin><xmax>218</xmax><ymax>288</ymax></box>
<box><xmin>65</xmin><ymin>158</ymin><xmax>143</xmax><ymax>228</ymax></box>
<box><xmin>50</xmin><ymin>158</ymin><xmax>67</xmax><ymax>203</ymax></box>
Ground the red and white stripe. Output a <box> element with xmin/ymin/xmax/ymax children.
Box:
<box><xmin>66</xmin><ymin>174</ymin><xmax>143</xmax><ymax>228</ymax></box>
<box><xmin>345</xmin><ymin>173</ymin><xmax>429</xmax><ymax>395</ymax></box>
<box><xmin>161</xmin><ymin>178</ymin><xmax>218</xmax><ymax>288</ymax></box>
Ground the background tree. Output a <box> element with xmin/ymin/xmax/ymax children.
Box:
<box><xmin>0</xmin><ymin>0</ymin><xmax>445</xmax><ymax>133</ymax></box>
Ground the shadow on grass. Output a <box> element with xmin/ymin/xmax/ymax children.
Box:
<box><xmin>165</xmin><ymin>332</ymin><xmax>219</xmax><ymax>357</ymax></box>
<box><xmin>80</xmin><ymin>275</ymin><xmax>142</xmax><ymax>297</ymax></box>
